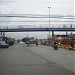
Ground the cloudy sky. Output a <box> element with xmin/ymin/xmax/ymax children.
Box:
<box><xmin>0</xmin><ymin>0</ymin><xmax>74</xmax><ymax>39</ymax></box>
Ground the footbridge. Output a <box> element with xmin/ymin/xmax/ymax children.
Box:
<box><xmin>0</xmin><ymin>28</ymin><xmax>75</xmax><ymax>32</ymax></box>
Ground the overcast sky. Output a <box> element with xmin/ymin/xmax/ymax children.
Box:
<box><xmin>0</xmin><ymin>0</ymin><xmax>74</xmax><ymax>39</ymax></box>
<box><xmin>0</xmin><ymin>0</ymin><xmax>74</xmax><ymax>14</ymax></box>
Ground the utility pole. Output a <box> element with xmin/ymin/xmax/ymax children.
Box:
<box><xmin>48</xmin><ymin>7</ymin><xmax>51</xmax><ymax>45</ymax></box>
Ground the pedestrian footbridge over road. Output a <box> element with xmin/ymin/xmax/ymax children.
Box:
<box><xmin>0</xmin><ymin>28</ymin><xmax>75</xmax><ymax>32</ymax></box>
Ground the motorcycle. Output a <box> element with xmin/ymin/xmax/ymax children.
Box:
<box><xmin>54</xmin><ymin>43</ymin><xmax>58</xmax><ymax>50</ymax></box>
<box><xmin>26</xmin><ymin>41</ymin><xmax>30</xmax><ymax>46</ymax></box>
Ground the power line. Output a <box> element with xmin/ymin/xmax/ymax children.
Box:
<box><xmin>0</xmin><ymin>1</ymin><xmax>73</xmax><ymax>3</ymax></box>
<box><xmin>0</xmin><ymin>14</ymin><xmax>74</xmax><ymax>19</ymax></box>
<box><xmin>0</xmin><ymin>21</ymin><xmax>74</xmax><ymax>22</ymax></box>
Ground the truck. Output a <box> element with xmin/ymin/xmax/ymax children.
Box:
<box><xmin>59</xmin><ymin>39</ymin><xmax>75</xmax><ymax>50</ymax></box>
<box><xmin>0</xmin><ymin>41</ymin><xmax>9</xmax><ymax>48</ymax></box>
<box><xmin>7</xmin><ymin>38</ymin><xmax>15</xmax><ymax>46</ymax></box>
<box><xmin>0</xmin><ymin>37</ymin><xmax>15</xmax><ymax>46</ymax></box>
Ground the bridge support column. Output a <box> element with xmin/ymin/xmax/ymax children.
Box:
<box><xmin>52</xmin><ymin>31</ymin><xmax>54</xmax><ymax>39</ymax></box>
<box><xmin>51</xmin><ymin>31</ymin><xmax>54</xmax><ymax>46</ymax></box>
<box><xmin>3</xmin><ymin>32</ymin><xmax>5</xmax><ymax>37</ymax></box>
<box><xmin>1</xmin><ymin>32</ymin><xmax>2</xmax><ymax>35</ymax></box>
<box><xmin>0</xmin><ymin>32</ymin><xmax>5</xmax><ymax>37</ymax></box>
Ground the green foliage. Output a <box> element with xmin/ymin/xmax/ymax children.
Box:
<box><xmin>22</xmin><ymin>37</ymin><xmax>29</xmax><ymax>43</ymax></box>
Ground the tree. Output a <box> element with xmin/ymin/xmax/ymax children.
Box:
<box><xmin>22</xmin><ymin>37</ymin><xmax>29</xmax><ymax>43</ymax></box>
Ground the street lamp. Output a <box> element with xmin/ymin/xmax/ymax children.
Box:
<box><xmin>48</xmin><ymin>7</ymin><xmax>51</xmax><ymax>45</ymax></box>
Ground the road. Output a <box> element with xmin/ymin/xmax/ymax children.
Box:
<box><xmin>0</xmin><ymin>44</ymin><xmax>75</xmax><ymax>75</ymax></box>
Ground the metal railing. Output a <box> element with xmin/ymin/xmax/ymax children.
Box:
<box><xmin>0</xmin><ymin>24</ymin><xmax>75</xmax><ymax>29</ymax></box>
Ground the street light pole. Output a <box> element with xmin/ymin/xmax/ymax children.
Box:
<box><xmin>48</xmin><ymin>7</ymin><xmax>51</xmax><ymax>45</ymax></box>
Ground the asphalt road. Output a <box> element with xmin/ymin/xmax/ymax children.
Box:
<box><xmin>0</xmin><ymin>44</ymin><xmax>75</xmax><ymax>75</ymax></box>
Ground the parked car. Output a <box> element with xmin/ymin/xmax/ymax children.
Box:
<box><xmin>0</xmin><ymin>41</ymin><xmax>9</xmax><ymax>48</ymax></box>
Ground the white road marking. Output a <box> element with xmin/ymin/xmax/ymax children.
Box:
<box><xmin>37</xmin><ymin>57</ymin><xmax>47</xmax><ymax>63</ymax></box>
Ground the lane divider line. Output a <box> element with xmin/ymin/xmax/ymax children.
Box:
<box><xmin>36</xmin><ymin>57</ymin><xmax>47</xmax><ymax>63</ymax></box>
